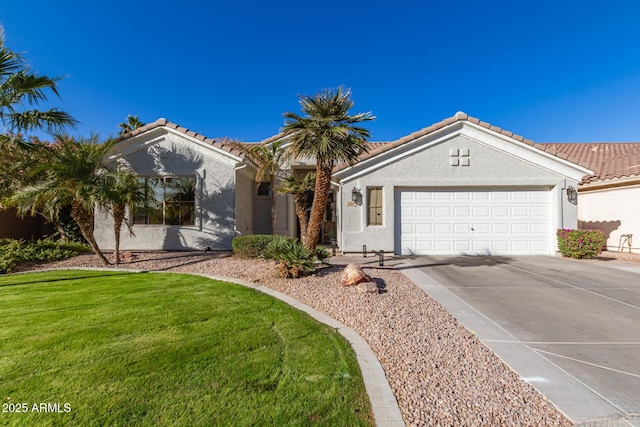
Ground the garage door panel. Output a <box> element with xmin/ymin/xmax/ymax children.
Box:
<box><xmin>491</xmin><ymin>206</ymin><xmax>508</xmax><ymax>216</ymax></box>
<box><xmin>454</xmin><ymin>223</ymin><xmax>470</xmax><ymax>234</ymax></box>
<box><xmin>416</xmin><ymin>206</ymin><xmax>432</xmax><ymax>216</ymax></box>
<box><xmin>492</xmin><ymin>223</ymin><xmax>508</xmax><ymax>234</ymax></box>
<box><xmin>454</xmin><ymin>240</ymin><xmax>471</xmax><ymax>251</ymax></box>
<box><xmin>531</xmin><ymin>206</ymin><xmax>548</xmax><ymax>216</ymax></box>
<box><xmin>434</xmin><ymin>223</ymin><xmax>451</xmax><ymax>234</ymax></box>
<box><xmin>474</xmin><ymin>206</ymin><xmax>490</xmax><ymax>216</ymax></box>
<box><xmin>511</xmin><ymin>223</ymin><xmax>528</xmax><ymax>234</ymax></box>
<box><xmin>434</xmin><ymin>206</ymin><xmax>451</xmax><ymax>216</ymax></box>
<box><xmin>434</xmin><ymin>241</ymin><xmax>452</xmax><ymax>251</ymax></box>
<box><xmin>396</xmin><ymin>188</ymin><xmax>552</xmax><ymax>255</ymax></box>
<box><xmin>473</xmin><ymin>223</ymin><xmax>490</xmax><ymax>234</ymax></box>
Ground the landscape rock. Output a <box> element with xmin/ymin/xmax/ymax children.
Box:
<box><xmin>341</xmin><ymin>263</ymin><xmax>371</xmax><ymax>287</ymax></box>
<box><xmin>357</xmin><ymin>281</ymin><xmax>379</xmax><ymax>294</ymax></box>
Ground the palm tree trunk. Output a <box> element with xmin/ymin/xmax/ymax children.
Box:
<box><xmin>71</xmin><ymin>200</ymin><xmax>110</xmax><ymax>266</ymax></box>
<box><xmin>304</xmin><ymin>164</ymin><xmax>332</xmax><ymax>250</ymax></box>
<box><xmin>112</xmin><ymin>204</ymin><xmax>125</xmax><ymax>265</ymax></box>
<box><xmin>270</xmin><ymin>176</ymin><xmax>277</xmax><ymax>235</ymax></box>
<box><xmin>294</xmin><ymin>193</ymin><xmax>309</xmax><ymax>246</ymax></box>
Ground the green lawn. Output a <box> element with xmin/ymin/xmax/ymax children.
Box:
<box><xmin>0</xmin><ymin>270</ymin><xmax>373</xmax><ymax>426</ymax></box>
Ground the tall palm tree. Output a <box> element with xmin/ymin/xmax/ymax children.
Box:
<box><xmin>118</xmin><ymin>115</ymin><xmax>144</xmax><ymax>135</ymax></box>
<box><xmin>282</xmin><ymin>87</ymin><xmax>374</xmax><ymax>249</ymax></box>
<box><xmin>230</xmin><ymin>140</ymin><xmax>288</xmax><ymax>234</ymax></box>
<box><xmin>277</xmin><ymin>172</ymin><xmax>316</xmax><ymax>246</ymax></box>
<box><xmin>101</xmin><ymin>168</ymin><xmax>147</xmax><ymax>265</ymax></box>
<box><xmin>0</xmin><ymin>28</ymin><xmax>76</xmax><ymax>146</ymax></box>
<box><xmin>10</xmin><ymin>135</ymin><xmax>114</xmax><ymax>265</ymax></box>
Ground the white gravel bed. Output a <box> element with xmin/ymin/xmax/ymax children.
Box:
<box><xmin>22</xmin><ymin>252</ymin><xmax>571</xmax><ymax>426</ymax></box>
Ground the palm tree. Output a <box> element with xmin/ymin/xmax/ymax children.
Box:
<box><xmin>101</xmin><ymin>168</ymin><xmax>147</xmax><ymax>264</ymax></box>
<box><xmin>229</xmin><ymin>140</ymin><xmax>288</xmax><ymax>234</ymax></box>
<box><xmin>10</xmin><ymin>135</ymin><xmax>114</xmax><ymax>265</ymax></box>
<box><xmin>277</xmin><ymin>172</ymin><xmax>316</xmax><ymax>246</ymax></box>
<box><xmin>118</xmin><ymin>115</ymin><xmax>144</xmax><ymax>135</ymax></box>
<box><xmin>0</xmin><ymin>28</ymin><xmax>75</xmax><ymax>146</ymax></box>
<box><xmin>282</xmin><ymin>87</ymin><xmax>374</xmax><ymax>249</ymax></box>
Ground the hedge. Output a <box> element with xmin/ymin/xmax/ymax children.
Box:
<box><xmin>231</xmin><ymin>235</ymin><xmax>291</xmax><ymax>258</ymax></box>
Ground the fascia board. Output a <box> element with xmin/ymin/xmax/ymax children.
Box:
<box><xmin>579</xmin><ymin>176</ymin><xmax>640</xmax><ymax>192</ymax></box>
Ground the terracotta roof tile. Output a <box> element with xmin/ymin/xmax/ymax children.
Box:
<box><xmin>117</xmin><ymin>118</ymin><xmax>248</xmax><ymax>159</ymax></box>
<box><xmin>541</xmin><ymin>142</ymin><xmax>640</xmax><ymax>183</ymax></box>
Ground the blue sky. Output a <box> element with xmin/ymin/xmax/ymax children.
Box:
<box><xmin>3</xmin><ymin>1</ymin><xmax>640</xmax><ymax>143</ymax></box>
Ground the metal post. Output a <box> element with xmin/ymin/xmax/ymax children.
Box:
<box><xmin>331</xmin><ymin>239</ymin><xmax>336</xmax><ymax>256</ymax></box>
<box><xmin>363</xmin><ymin>245</ymin><xmax>367</xmax><ymax>257</ymax></box>
<box><xmin>378</xmin><ymin>251</ymin><xmax>384</xmax><ymax>267</ymax></box>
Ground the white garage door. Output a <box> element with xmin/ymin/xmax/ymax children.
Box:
<box><xmin>395</xmin><ymin>188</ymin><xmax>552</xmax><ymax>255</ymax></box>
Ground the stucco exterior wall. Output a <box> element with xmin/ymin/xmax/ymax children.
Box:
<box><xmin>578</xmin><ymin>185</ymin><xmax>640</xmax><ymax>253</ymax></box>
<box><xmin>95</xmin><ymin>130</ymin><xmax>249</xmax><ymax>251</ymax></box>
<box><xmin>337</xmin><ymin>128</ymin><xmax>581</xmax><ymax>254</ymax></box>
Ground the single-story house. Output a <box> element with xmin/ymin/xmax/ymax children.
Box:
<box><xmin>541</xmin><ymin>142</ymin><xmax>640</xmax><ymax>253</ymax></box>
<box><xmin>95</xmin><ymin>112</ymin><xmax>600</xmax><ymax>256</ymax></box>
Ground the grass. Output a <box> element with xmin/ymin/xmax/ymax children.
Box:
<box><xmin>0</xmin><ymin>270</ymin><xmax>373</xmax><ymax>426</ymax></box>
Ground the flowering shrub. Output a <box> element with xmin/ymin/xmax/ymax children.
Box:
<box><xmin>556</xmin><ymin>229</ymin><xmax>605</xmax><ymax>259</ymax></box>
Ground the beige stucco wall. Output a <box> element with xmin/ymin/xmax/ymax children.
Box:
<box><xmin>578</xmin><ymin>184</ymin><xmax>640</xmax><ymax>253</ymax></box>
<box><xmin>336</xmin><ymin>124</ymin><xmax>584</xmax><ymax>254</ymax></box>
<box><xmin>95</xmin><ymin>129</ymin><xmax>252</xmax><ymax>251</ymax></box>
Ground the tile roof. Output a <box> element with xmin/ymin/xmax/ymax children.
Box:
<box><xmin>119</xmin><ymin>118</ymin><xmax>249</xmax><ymax>159</ymax></box>
<box><xmin>540</xmin><ymin>143</ymin><xmax>640</xmax><ymax>183</ymax></box>
<box><xmin>333</xmin><ymin>112</ymin><xmax>582</xmax><ymax>173</ymax></box>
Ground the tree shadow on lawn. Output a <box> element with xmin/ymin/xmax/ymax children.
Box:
<box><xmin>0</xmin><ymin>271</ymin><xmax>140</xmax><ymax>288</ymax></box>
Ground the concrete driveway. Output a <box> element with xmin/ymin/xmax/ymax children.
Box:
<box><xmin>401</xmin><ymin>255</ymin><xmax>640</xmax><ymax>426</ymax></box>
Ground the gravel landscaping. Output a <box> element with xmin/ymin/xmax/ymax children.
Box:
<box><xmin>19</xmin><ymin>251</ymin><xmax>571</xmax><ymax>426</ymax></box>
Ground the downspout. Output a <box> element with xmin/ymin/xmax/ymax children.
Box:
<box><xmin>330</xmin><ymin>180</ymin><xmax>342</xmax><ymax>252</ymax></box>
<box><xmin>234</xmin><ymin>163</ymin><xmax>248</xmax><ymax>235</ymax></box>
<box><xmin>560</xmin><ymin>179</ymin><xmax>566</xmax><ymax>230</ymax></box>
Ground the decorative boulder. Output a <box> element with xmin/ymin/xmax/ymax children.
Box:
<box><xmin>357</xmin><ymin>281</ymin><xmax>379</xmax><ymax>294</ymax></box>
<box><xmin>341</xmin><ymin>263</ymin><xmax>371</xmax><ymax>287</ymax></box>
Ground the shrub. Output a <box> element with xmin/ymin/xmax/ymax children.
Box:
<box><xmin>0</xmin><ymin>238</ymin><xmax>90</xmax><ymax>274</ymax></box>
<box><xmin>232</xmin><ymin>235</ymin><xmax>288</xmax><ymax>258</ymax></box>
<box><xmin>313</xmin><ymin>247</ymin><xmax>330</xmax><ymax>264</ymax></box>
<box><xmin>263</xmin><ymin>238</ymin><xmax>321</xmax><ymax>279</ymax></box>
<box><xmin>557</xmin><ymin>229</ymin><xmax>605</xmax><ymax>259</ymax></box>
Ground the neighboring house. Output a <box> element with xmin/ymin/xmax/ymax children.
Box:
<box><xmin>542</xmin><ymin>143</ymin><xmax>640</xmax><ymax>253</ymax></box>
<box><xmin>94</xmin><ymin>112</ymin><xmax>594</xmax><ymax>256</ymax></box>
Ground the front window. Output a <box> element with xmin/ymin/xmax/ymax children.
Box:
<box><xmin>133</xmin><ymin>176</ymin><xmax>195</xmax><ymax>226</ymax></box>
<box><xmin>367</xmin><ymin>187</ymin><xmax>383</xmax><ymax>226</ymax></box>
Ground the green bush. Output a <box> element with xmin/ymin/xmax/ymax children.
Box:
<box><xmin>557</xmin><ymin>229</ymin><xmax>605</xmax><ymax>259</ymax></box>
<box><xmin>232</xmin><ymin>235</ymin><xmax>289</xmax><ymax>258</ymax></box>
<box><xmin>0</xmin><ymin>238</ymin><xmax>90</xmax><ymax>274</ymax></box>
<box><xmin>313</xmin><ymin>247</ymin><xmax>330</xmax><ymax>264</ymax></box>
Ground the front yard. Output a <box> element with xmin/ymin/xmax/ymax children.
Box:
<box><xmin>0</xmin><ymin>270</ymin><xmax>373</xmax><ymax>426</ymax></box>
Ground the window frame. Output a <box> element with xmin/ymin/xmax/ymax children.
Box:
<box><xmin>132</xmin><ymin>175</ymin><xmax>196</xmax><ymax>226</ymax></box>
<box><xmin>367</xmin><ymin>186</ymin><xmax>383</xmax><ymax>226</ymax></box>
